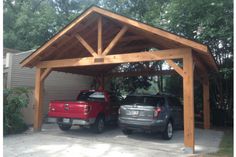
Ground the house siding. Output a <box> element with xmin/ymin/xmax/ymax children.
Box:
<box><xmin>9</xmin><ymin>51</ymin><xmax>93</xmax><ymax>125</ymax></box>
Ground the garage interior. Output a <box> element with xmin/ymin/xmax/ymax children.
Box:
<box><xmin>20</xmin><ymin>6</ymin><xmax>218</xmax><ymax>153</ymax></box>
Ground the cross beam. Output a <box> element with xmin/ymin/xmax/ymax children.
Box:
<box><xmin>36</xmin><ymin>48</ymin><xmax>187</xmax><ymax>68</ymax></box>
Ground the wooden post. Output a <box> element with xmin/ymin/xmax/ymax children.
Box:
<box><xmin>34</xmin><ymin>68</ymin><xmax>44</xmax><ymax>131</ymax></box>
<box><xmin>203</xmin><ymin>77</ymin><xmax>210</xmax><ymax>129</ymax></box>
<box><xmin>183</xmin><ymin>49</ymin><xmax>195</xmax><ymax>153</ymax></box>
<box><xmin>98</xmin><ymin>16</ymin><xmax>102</xmax><ymax>55</ymax></box>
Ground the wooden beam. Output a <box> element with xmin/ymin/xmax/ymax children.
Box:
<box><xmin>166</xmin><ymin>60</ymin><xmax>184</xmax><ymax>77</ymax></box>
<box><xmin>34</xmin><ymin>68</ymin><xmax>44</xmax><ymax>131</ymax></box>
<box><xmin>102</xmin><ymin>25</ymin><xmax>128</xmax><ymax>56</ymax></box>
<box><xmin>203</xmin><ymin>76</ymin><xmax>210</xmax><ymax>129</ymax></box>
<box><xmin>75</xmin><ymin>34</ymin><xmax>98</xmax><ymax>57</ymax></box>
<box><xmin>40</xmin><ymin>68</ymin><xmax>52</xmax><ymax>81</ymax></box>
<box><xmin>98</xmin><ymin>16</ymin><xmax>103</xmax><ymax>55</ymax></box>
<box><xmin>106</xmin><ymin>70</ymin><xmax>177</xmax><ymax>77</ymax></box>
<box><xmin>36</xmin><ymin>48</ymin><xmax>187</xmax><ymax>68</ymax></box>
<box><xmin>183</xmin><ymin>49</ymin><xmax>195</xmax><ymax>153</ymax></box>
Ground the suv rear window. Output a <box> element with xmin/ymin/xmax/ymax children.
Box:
<box><xmin>123</xmin><ymin>96</ymin><xmax>164</xmax><ymax>106</ymax></box>
<box><xmin>77</xmin><ymin>91</ymin><xmax>105</xmax><ymax>102</ymax></box>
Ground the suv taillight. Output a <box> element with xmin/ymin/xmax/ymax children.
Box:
<box><xmin>84</xmin><ymin>105</ymin><xmax>92</xmax><ymax>115</ymax></box>
<box><xmin>154</xmin><ymin>107</ymin><xmax>161</xmax><ymax>118</ymax></box>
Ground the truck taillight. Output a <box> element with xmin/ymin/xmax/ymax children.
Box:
<box><xmin>84</xmin><ymin>105</ymin><xmax>92</xmax><ymax>115</ymax></box>
<box><xmin>49</xmin><ymin>103</ymin><xmax>51</xmax><ymax>111</ymax></box>
<box><xmin>154</xmin><ymin>107</ymin><xmax>161</xmax><ymax>118</ymax></box>
<box><xmin>49</xmin><ymin>103</ymin><xmax>55</xmax><ymax>111</ymax></box>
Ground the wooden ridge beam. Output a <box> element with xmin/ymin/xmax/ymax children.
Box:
<box><xmin>36</xmin><ymin>48</ymin><xmax>188</xmax><ymax>68</ymax></box>
<box><xmin>75</xmin><ymin>34</ymin><xmax>98</xmax><ymax>57</ymax></box>
<box><xmin>166</xmin><ymin>60</ymin><xmax>184</xmax><ymax>77</ymax></box>
<box><xmin>102</xmin><ymin>25</ymin><xmax>128</xmax><ymax>56</ymax></box>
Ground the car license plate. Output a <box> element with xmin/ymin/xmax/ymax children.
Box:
<box><xmin>63</xmin><ymin>118</ymin><xmax>70</xmax><ymax>123</ymax></box>
<box><xmin>131</xmin><ymin>110</ymin><xmax>139</xmax><ymax>116</ymax></box>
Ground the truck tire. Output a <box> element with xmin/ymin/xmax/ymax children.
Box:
<box><xmin>93</xmin><ymin>116</ymin><xmax>105</xmax><ymax>133</ymax></box>
<box><xmin>58</xmin><ymin>124</ymin><xmax>72</xmax><ymax>131</ymax></box>
<box><xmin>122</xmin><ymin>129</ymin><xmax>133</xmax><ymax>135</ymax></box>
<box><xmin>162</xmin><ymin>121</ymin><xmax>173</xmax><ymax>140</ymax></box>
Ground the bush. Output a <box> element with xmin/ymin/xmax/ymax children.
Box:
<box><xmin>4</xmin><ymin>87</ymin><xmax>30</xmax><ymax>135</ymax></box>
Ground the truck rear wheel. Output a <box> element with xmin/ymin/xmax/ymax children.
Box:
<box><xmin>93</xmin><ymin>116</ymin><xmax>105</xmax><ymax>133</ymax></box>
<box><xmin>58</xmin><ymin>124</ymin><xmax>72</xmax><ymax>131</ymax></box>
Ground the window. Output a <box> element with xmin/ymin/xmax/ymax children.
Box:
<box><xmin>77</xmin><ymin>91</ymin><xmax>105</xmax><ymax>102</ymax></box>
<box><xmin>123</xmin><ymin>96</ymin><xmax>165</xmax><ymax>107</ymax></box>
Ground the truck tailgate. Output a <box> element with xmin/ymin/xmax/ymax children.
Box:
<box><xmin>48</xmin><ymin>101</ymin><xmax>88</xmax><ymax>119</ymax></box>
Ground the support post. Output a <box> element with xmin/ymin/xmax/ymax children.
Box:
<box><xmin>203</xmin><ymin>77</ymin><xmax>210</xmax><ymax>129</ymax></box>
<box><xmin>34</xmin><ymin>68</ymin><xmax>44</xmax><ymax>131</ymax></box>
<box><xmin>183</xmin><ymin>49</ymin><xmax>195</xmax><ymax>153</ymax></box>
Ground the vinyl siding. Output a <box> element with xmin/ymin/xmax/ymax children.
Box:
<box><xmin>9</xmin><ymin>51</ymin><xmax>93</xmax><ymax>125</ymax></box>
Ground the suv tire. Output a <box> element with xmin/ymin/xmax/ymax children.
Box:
<box><xmin>122</xmin><ymin>129</ymin><xmax>133</xmax><ymax>135</ymax></box>
<box><xmin>162</xmin><ymin>121</ymin><xmax>173</xmax><ymax>140</ymax></box>
<box><xmin>93</xmin><ymin>116</ymin><xmax>105</xmax><ymax>133</ymax></box>
<box><xmin>58</xmin><ymin>124</ymin><xmax>72</xmax><ymax>131</ymax></box>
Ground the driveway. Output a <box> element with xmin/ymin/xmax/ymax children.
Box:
<box><xmin>4</xmin><ymin>124</ymin><xmax>223</xmax><ymax>157</ymax></box>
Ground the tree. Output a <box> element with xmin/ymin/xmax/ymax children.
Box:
<box><xmin>162</xmin><ymin>0</ymin><xmax>233</xmax><ymax>67</ymax></box>
<box><xmin>3</xmin><ymin>0</ymin><xmax>99</xmax><ymax>51</ymax></box>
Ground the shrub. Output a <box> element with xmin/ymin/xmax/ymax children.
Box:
<box><xmin>3</xmin><ymin>87</ymin><xmax>30</xmax><ymax>135</ymax></box>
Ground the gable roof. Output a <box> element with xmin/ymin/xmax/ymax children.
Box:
<box><xmin>21</xmin><ymin>5</ymin><xmax>218</xmax><ymax>72</ymax></box>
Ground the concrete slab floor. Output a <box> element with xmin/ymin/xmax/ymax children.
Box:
<box><xmin>3</xmin><ymin>124</ymin><xmax>223</xmax><ymax>157</ymax></box>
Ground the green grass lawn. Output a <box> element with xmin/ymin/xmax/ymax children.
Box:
<box><xmin>205</xmin><ymin>128</ymin><xmax>233</xmax><ymax>157</ymax></box>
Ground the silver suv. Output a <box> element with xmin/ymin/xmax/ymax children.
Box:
<box><xmin>118</xmin><ymin>94</ymin><xmax>183</xmax><ymax>140</ymax></box>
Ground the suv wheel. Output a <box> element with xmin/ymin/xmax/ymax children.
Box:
<box><xmin>93</xmin><ymin>116</ymin><xmax>105</xmax><ymax>133</ymax></box>
<box><xmin>122</xmin><ymin>129</ymin><xmax>133</xmax><ymax>135</ymax></box>
<box><xmin>58</xmin><ymin>124</ymin><xmax>72</xmax><ymax>131</ymax></box>
<box><xmin>162</xmin><ymin>121</ymin><xmax>173</xmax><ymax>140</ymax></box>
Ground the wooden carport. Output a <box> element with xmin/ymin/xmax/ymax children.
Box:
<box><xmin>21</xmin><ymin>6</ymin><xmax>218</xmax><ymax>153</ymax></box>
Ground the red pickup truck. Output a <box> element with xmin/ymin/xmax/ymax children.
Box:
<box><xmin>48</xmin><ymin>90</ymin><xmax>120</xmax><ymax>133</ymax></box>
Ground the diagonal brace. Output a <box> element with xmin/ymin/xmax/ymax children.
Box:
<box><xmin>166</xmin><ymin>59</ymin><xmax>184</xmax><ymax>77</ymax></box>
<box><xmin>76</xmin><ymin>34</ymin><xmax>98</xmax><ymax>57</ymax></box>
<box><xmin>102</xmin><ymin>25</ymin><xmax>128</xmax><ymax>56</ymax></box>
